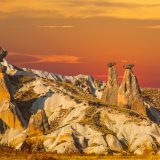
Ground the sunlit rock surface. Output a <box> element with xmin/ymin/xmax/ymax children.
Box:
<box><xmin>102</xmin><ymin>63</ymin><xmax>119</xmax><ymax>105</ymax></box>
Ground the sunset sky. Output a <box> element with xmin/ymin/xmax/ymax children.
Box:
<box><xmin>0</xmin><ymin>0</ymin><xmax>160</xmax><ymax>87</ymax></box>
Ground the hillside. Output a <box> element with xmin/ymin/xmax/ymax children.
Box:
<box><xmin>142</xmin><ymin>88</ymin><xmax>160</xmax><ymax>109</ymax></box>
<box><xmin>0</xmin><ymin>49</ymin><xmax>160</xmax><ymax>156</ymax></box>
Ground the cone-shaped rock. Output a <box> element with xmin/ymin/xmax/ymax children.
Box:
<box><xmin>118</xmin><ymin>64</ymin><xmax>146</xmax><ymax>115</ymax></box>
<box><xmin>102</xmin><ymin>63</ymin><xmax>119</xmax><ymax>105</ymax></box>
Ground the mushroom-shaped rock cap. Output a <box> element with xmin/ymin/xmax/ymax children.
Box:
<box><xmin>0</xmin><ymin>47</ymin><xmax>8</xmax><ymax>62</ymax></box>
<box><xmin>123</xmin><ymin>64</ymin><xmax>135</xmax><ymax>69</ymax></box>
<box><xmin>0</xmin><ymin>64</ymin><xmax>7</xmax><ymax>73</ymax></box>
<box><xmin>107</xmin><ymin>62</ymin><xmax>116</xmax><ymax>68</ymax></box>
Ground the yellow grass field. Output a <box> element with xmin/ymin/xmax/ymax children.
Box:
<box><xmin>0</xmin><ymin>146</ymin><xmax>160</xmax><ymax>160</ymax></box>
<box><xmin>1</xmin><ymin>151</ymin><xmax>160</xmax><ymax>160</ymax></box>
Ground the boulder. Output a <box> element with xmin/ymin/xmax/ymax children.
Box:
<box><xmin>84</xmin><ymin>145</ymin><xmax>108</xmax><ymax>155</ymax></box>
<box><xmin>106</xmin><ymin>134</ymin><xmax>123</xmax><ymax>152</ymax></box>
<box><xmin>88</xmin><ymin>135</ymin><xmax>107</xmax><ymax>147</ymax></box>
<box><xmin>46</xmin><ymin>132</ymin><xmax>80</xmax><ymax>153</ymax></box>
<box><xmin>52</xmin><ymin>142</ymin><xmax>79</xmax><ymax>154</ymax></box>
<box><xmin>131</xmin><ymin>135</ymin><xmax>157</xmax><ymax>155</ymax></box>
<box><xmin>118</xmin><ymin>122</ymin><xmax>158</xmax><ymax>154</ymax></box>
<box><xmin>0</xmin><ymin>128</ymin><xmax>27</xmax><ymax>149</ymax></box>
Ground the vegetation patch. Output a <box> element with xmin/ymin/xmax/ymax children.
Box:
<box><xmin>142</xmin><ymin>88</ymin><xmax>160</xmax><ymax>109</ymax></box>
<box><xmin>9</xmin><ymin>75</ymin><xmax>36</xmax><ymax>90</ymax></box>
<box><xmin>79</xmin><ymin>106</ymin><xmax>115</xmax><ymax>136</ymax></box>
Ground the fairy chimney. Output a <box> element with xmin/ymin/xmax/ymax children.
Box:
<box><xmin>102</xmin><ymin>62</ymin><xmax>119</xmax><ymax>105</ymax></box>
<box><xmin>118</xmin><ymin>64</ymin><xmax>146</xmax><ymax>115</ymax></box>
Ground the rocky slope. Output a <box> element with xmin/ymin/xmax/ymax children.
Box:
<box><xmin>0</xmin><ymin>49</ymin><xmax>160</xmax><ymax>155</ymax></box>
<box><xmin>142</xmin><ymin>88</ymin><xmax>160</xmax><ymax>110</ymax></box>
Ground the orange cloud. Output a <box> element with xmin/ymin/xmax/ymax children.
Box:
<box><xmin>9</xmin><ymin>52</ymin><xmax>82</xmax><ymax>64</ymax></box>
<box><xmin>37</xmin><ymin>25</ymin><xmax>74</xmax><ymax>29</ymax></box>
<box><xmin>138</xmin><ymin>25</ymin><xmax>160</xmax><ymax>29</ymax></box>
<box><xmin>1</xmin><ymin>0</ymin><xmax>160</xmax><ymax>20</ymax></box>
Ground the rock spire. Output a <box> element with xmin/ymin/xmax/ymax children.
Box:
<box><xmin>118</xmin><ymin>64</ymin><xmax>141</xmax><ymax>108</ymax></box>
<box><xmin>102</xmin><ymin>62</ymin><xmax>119</xmax><ymax>105</ymax></box>
<box><xmin>118</xmin><ymin>64</ymin><xmax>146</xmax><ymax>115</ymax></box>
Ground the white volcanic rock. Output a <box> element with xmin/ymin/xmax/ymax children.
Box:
<box><xmin>133</xmin><ymin>135</ymin><xmax>157</xmax><ymax>155</ymax></box>
<box><xmin>0</xmin><ymin>128</ymin><xmax>27</xmax><ymax>149</ymax></box>
<box><xmin>106</xmin><ymin>134</ymin><xmax>123</xmax><ymax>152</ymax></box>
<box><xmin>84</xmin><ymin>145</ymin><xmax>108</xmax><ymax>155</ymax></box>
<box><xmin>49</xmin><ymin>132</ymin><xmax>79</xmax><ymax>154</ymax></box>
<box><xmin>2</xmin><ymin>59</ymin><xmax>104</xmax><ymax>98</ymax></box>
<box><xmin>117</xmin><ymin>122</ymin><xmax>158</xmax><ymax>154</ymax></box>
<box><xmin>150</xmin><ymin>124</ymin><xmax>160</xmax><ymax>145</ymax></box>
<box><xmin>52</xmin><ymin>142</ymin><xmax>79</xmax><ymax>154</ymax></box>
<box><xmin>33</xmin><ymin>79</ymin><xmax>51</xmax><ymax>95</ymax></box>
<box><xmin>88</xmin><ymin>135</ymin><xmax>107</xmax><ymax>147</ymax></box>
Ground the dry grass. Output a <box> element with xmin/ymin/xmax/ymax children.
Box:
<box><xmin>1</xmin><ymin>144</ymin><xmax>160</xmax><ymax>160</ymax></box>
<box><xmin>79</xmin><ymin>107</ymin><xmax>115</xmax><ymax>136</ymax></box>
<box><xmin>1</xmin><ymin>149</ymin><xmax>160</xmax><ymax>160</ymax></box>
<box><xmin>142</xmin><ymin>88</ymin><xmax>160</xmax><ymax>109</ymax></box>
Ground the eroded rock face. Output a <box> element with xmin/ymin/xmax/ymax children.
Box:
<box><xmin>28</xmin><ymin>109</ymin><xmax>50</xmax><ymax>136</ymax></box>
<box><xmin>118</xmin><ymin>64</ymin><xmax>146</xmax><ymax>115</ymax></box>
<box><xmin>0</xmin><ymin>128</ymin><xmax>27</xmax><ymax>150</ymax></box>
<box><xmin>102</xmin><ymin>63</ymin><xmax>119</xmax><ymax>105</ymax></box>
<box><xmin>0</xmin><ymin>65</ymin><xmax>26</xmax><ymax>130</ymax></box>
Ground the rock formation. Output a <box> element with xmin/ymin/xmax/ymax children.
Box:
<box><xmin>0</xmin><ymin>49</ymin><xmax>27</xmax><ymax>131</ymax></box>
<box><xmin>0</xmin><ymin>65</ymin><xmax>27</xmax><ymax>129</ymax></box>
<box><xmin>0</xmin><ymin>47</ymin><xmax>7</xmax><ymax>62</ymax></box>
<box><xmin>102</xmin><ymin>63</ymin><xmax>119</xmax><ymax>105</ymax></box>
<box><xmin>28</xmin><ymin>109</ymin><xmax>50</xmax><ymax>136</ymax></box>
<box><xmin>118</xmin><ymin>64</ymin><xmax>146</xmax><ymax>115</ymax></box>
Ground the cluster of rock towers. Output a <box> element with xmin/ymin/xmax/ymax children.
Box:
<box><xmin>102</xmin><ymin>63</ymin><xmax>146</xmax><ymax>115</ymax></box>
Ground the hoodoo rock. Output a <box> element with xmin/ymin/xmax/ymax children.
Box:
<box><xmin>118</xmin><ymin>64</ymin><xmax>146</xmax><ymax>115</ymax></box>
<box><xmin>102</xmin><ymin>63</ymin><xmax>119</xmax><ymax>105</ymax></box>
